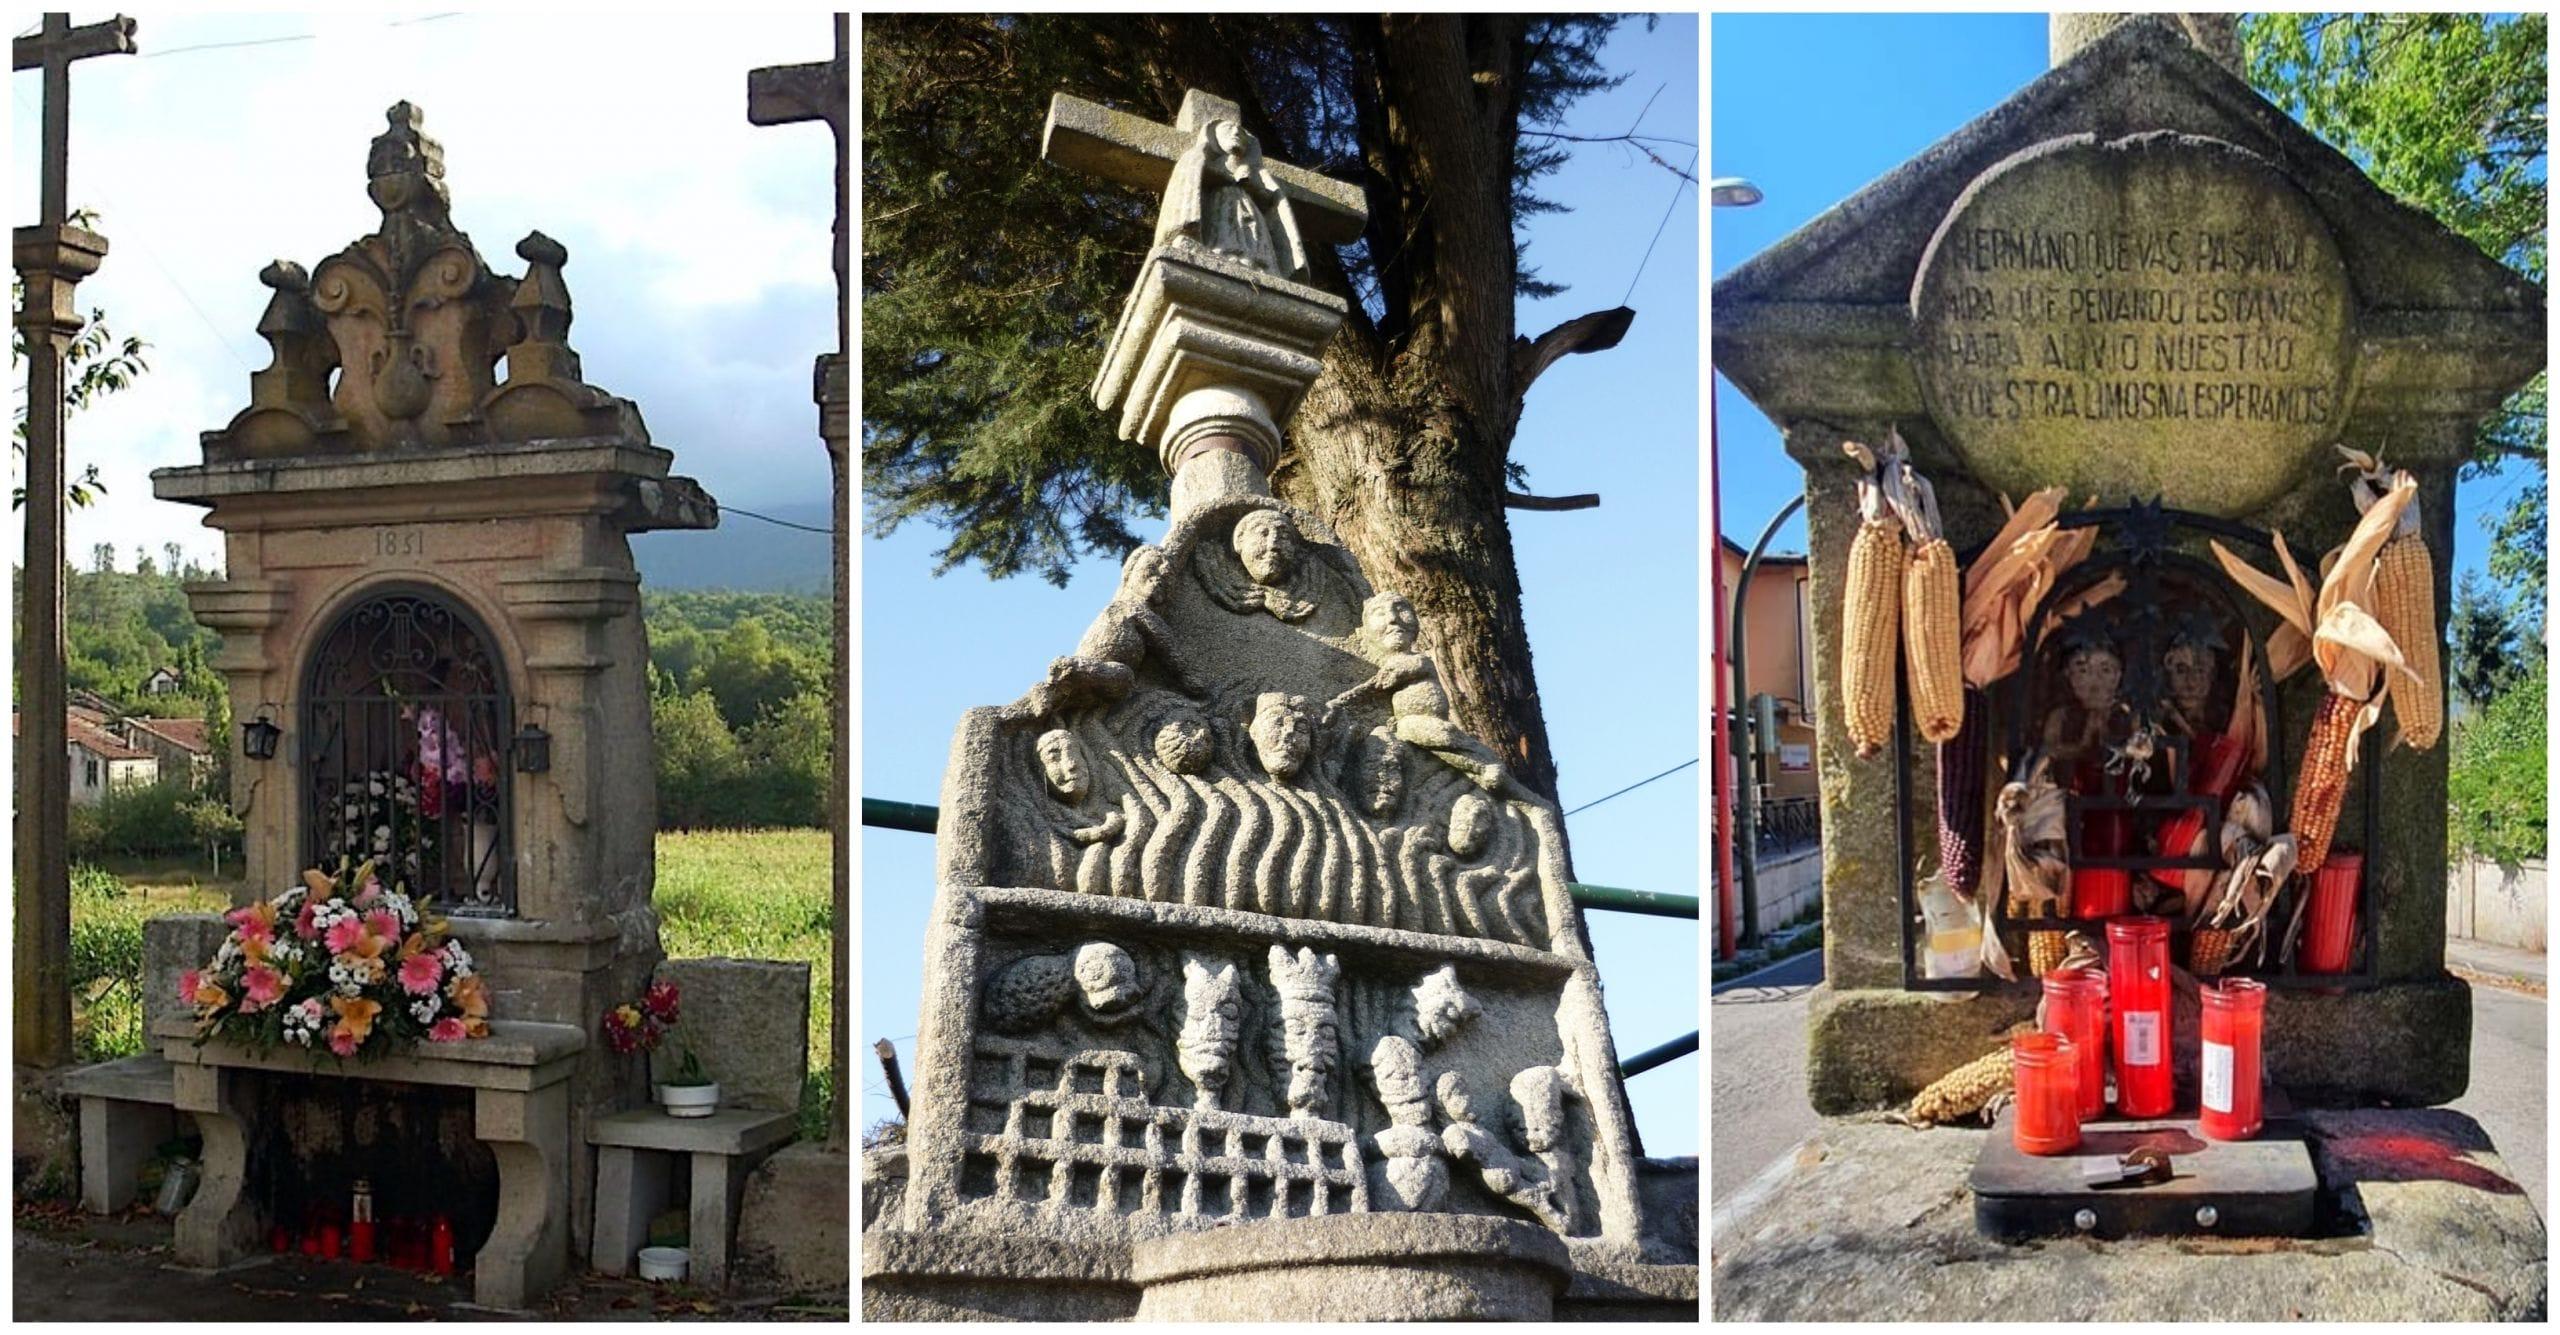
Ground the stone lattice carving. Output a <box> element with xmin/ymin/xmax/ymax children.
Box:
<box><xmin>206</xmin><ymin>101</ymin><xmax>644</xmax><ymax>460</ymax></box>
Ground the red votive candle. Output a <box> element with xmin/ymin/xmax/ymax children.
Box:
<box><xmin>2040</xmin><ymin>966</ymin><xmax>2110</xmax><ymax>1119</ymax></box>
<box><xmin>2106</xmin><ymin>916</ymin><xmax>2173</xmax><ymax>1117</ymax></box>
<box><xmin>2010</xmin><ymin>1032</ymin><xmax>2081</xmax><ymax>1155</ymax></box>
<box><xmin>2301</xmin><ymin>850</ymin><xmax>2362</xmax><ymax>974</ymax></box>
<box><xmin>2074</xmin><ymin>868</ymin><xmax>2132</xmax><ymax>918</ymax></box>
<box><xmin>318</xmin><ymin>1222</ymin><xmax>342</xmax><ymax>1260</ymax></box>
<box><xmin>2199</xmin><ymin>978</ymin><xmax>2267</xmax><ymax>1140</ymax></box>
<box><xmin>431</xmin><ymin>1215</ymin><xmax>457</xmax><ymax>1276</ymax></box>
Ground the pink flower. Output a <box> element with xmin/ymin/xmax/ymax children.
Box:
<box><xmin>223</xmin><ymin>902</ymin><xmax>275</xmax><ymax>945</ymax></box>
<box><xmin>295</xmin><ymin>904</ymin><xmax>321</xmax><ymax>940</ymax></box>
<box><xmin>428</xmin><ymin>1017</ymin><xmax>467</xmax><ymax>1043</ymax></box>
<box><xmin>399</xmin><ymin>953</ymin><xmax>445</xmax><ymax>996</ymax></box>
<box><xmin>325</xmin><ymin>917</ymin><xmax>366</xmax><ymax>955</ymax></box>
<box><xmin>355</xmin><ymin>876</ymin><xmax>384</xmax><ymax>905</ymax></box>
<box><xmin>241</xmin><ymin>965</ymin><xmax>286</xmax><ymax>1011</ymax></box>
<box><xmin>329</xmin><ymin>1030</ymin><xmax>361</xmax><ymax>1057</ymax></box>
<box><xmin>179</xmin><ymin>970</ymin><xmax>202</xmax><ymax>1004</ymax></box>
<box><xmin>364</xmin><ymin>909</ymin><xmax>402</xmax><ymax>942</ymax></box>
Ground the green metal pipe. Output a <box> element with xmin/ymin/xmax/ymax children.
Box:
<box><xmin>859</xmin><ymin>798</ymin><xmax>1700</xmax><ymax>920</ymax></box>
<box><xmin>861</xmin><ymin>798</ymin><xmax>940</xmax><ymax>834</ymax></box>
<box><xmin>1618</xmin><ymin>1030</ymin><xmax>1698</xmax><ymax>1078</ymax></box>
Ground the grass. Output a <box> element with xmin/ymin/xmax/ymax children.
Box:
<box><xmin>74</xmin><ymin>830</ymin><xmax>837</xmax><ymax>1138</ymax></box>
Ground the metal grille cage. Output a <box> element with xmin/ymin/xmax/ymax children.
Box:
<box><xmin>301</xmin><ymin>589</ymin><xmax>514</xmax><ymax>916</ymax></box>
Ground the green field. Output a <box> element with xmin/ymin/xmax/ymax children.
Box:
<box><xmin>75</xmin><ymin>829</ymin><xmax>836</xmax><ymax>1134</ymax></box>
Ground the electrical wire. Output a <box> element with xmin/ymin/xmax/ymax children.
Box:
<box><xmin>1564</xmin><ymin>756</ymin><xmax>1698</xmax><ymax>818</ymax></box>
<box><xmin>1621</xmin><ymin>148</ymin><xmax>1699</xmax><ymax>307</ymax></box>
<box><xmin>723</xmin><ymin>505</ymin><xmax>834</xmax><ymax>536</ymax></box>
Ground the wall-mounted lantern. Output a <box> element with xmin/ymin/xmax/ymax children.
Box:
<box><xmin>242</xmin><ymin>703</ymin><xmax>282</xmax><ymax>762</ymax></box>
<box><xmin>513</xmin><ymin>713</ymin><xmax>551</xmax><ymax>774</ymax></box>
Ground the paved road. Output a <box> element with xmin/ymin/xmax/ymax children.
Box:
<box><xmin>1708</xmin><ymin>950</ymin><xmax>1822</xmax><ymax>1203</ymax></box>
<box><xmin>1711</xmin><ymin>954</ymin><xmax>2547</xmax><ymax>1219</ymax></box>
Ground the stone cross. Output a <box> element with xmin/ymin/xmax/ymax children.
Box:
<box><xmin>1042</xmin><ymin>90</ymin><xmax>1369</xmax><ymax>269</ymax></box>
<box><xmin>13</xmin><ymin>10</ymin><xmax>135</xmax><ymax>1071</ymax></box>
<box><xmin>748</xmin><ymin>13</ymin><xmax>850</xmax><ymax>1146</ymax></box>
<box><xmin>1043</xmin><ymin>90</ymin><xmax>1367</xmax><ymax>504</ymax></box>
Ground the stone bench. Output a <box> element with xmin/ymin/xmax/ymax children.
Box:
<box><xmin>156</xmin><ymin>1016</ymin><xmax>586</xmax><ymax>1313</ymax></box>
<box><xmin>58</xmin><ymin>1053</ymin><xmax>183</xmax><ymax>1214</ymax></box>
<box><xmin>588</xmin><ymin>1106</ymin><xmax>800</xmax><ymax>1290</ymax></box>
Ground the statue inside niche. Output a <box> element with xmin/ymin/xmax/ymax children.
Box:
<box><xmin>1000</xmin><ymin>545</ymin><xmax>1202</xmax><ymax>724</ymax></box>
<box><xmin>1174</xmin><ymin>954</ymin><xmax>1242</xmax><ymax>1111</ymax></box>
<box><xmin>1247</xmin><ymin>692</ymin><xmax>1318</xmax><ymax>782</ymax></box>
<box><xmin>1157</xmin><ymin>119</ymin><xmax>1308</xmax><ymax>282</ymax></box>
<box><xmin>1205</xmin><ymin>509</ymin><xmax>1321</xmax><ymax>622</ymax></box>
<box><xmin>2161</xmin><ymin>620</ymin><xmax>2225</xmax><ymax>739</ymax></box>
<box><xmin>1331</xmin><ymin>592</ymin><xmax>1509</xmax><ymax>793</ymax></box>
<box><xmin>2041</xmin><ymin>636</ymin><xmax>2126</xmax><ymax>769</ymax></box>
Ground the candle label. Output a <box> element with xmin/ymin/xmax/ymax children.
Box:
<box><xmin>2123</xmin><ymin>1011</ymin><xmax>2161</xmax><ymax>1066</ymax></box>
<box><xmin>2203</xmin><ymin>1040</ymin><xmax>2235</xmax><ymax>1113</ymax></box>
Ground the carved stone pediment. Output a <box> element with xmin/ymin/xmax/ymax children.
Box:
<box><xmin>205</xmin><ymin>102</ymin><xmax>647</xmax><ymax>462</ymax></box>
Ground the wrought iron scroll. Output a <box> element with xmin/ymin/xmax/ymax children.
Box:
<box><xmin>301</xmin><ymin>588</ymin><xmax>514</xmax><ymax>916</ymax></box>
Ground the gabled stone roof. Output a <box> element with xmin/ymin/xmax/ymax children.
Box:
<box><xmin>1713</xmin><ymin>16</ymin><xmax>2544</xmax><ymax>433</ymax></box>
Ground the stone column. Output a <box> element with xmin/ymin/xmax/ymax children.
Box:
<box><xmin>2051</xmin><ymin>13</ymin><xmax>2243</xmax><ymax>76</ymax></box>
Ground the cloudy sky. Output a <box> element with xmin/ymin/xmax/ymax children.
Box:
<box><xmin>10</xmin><ymin>9</ymin><xmax>839</xmax><ymax>574</ymax></box>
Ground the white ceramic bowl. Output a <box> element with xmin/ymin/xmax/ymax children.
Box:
<box><xmin>636</xmin><ymin>1245</ymin><xmax>689</xmax><ymax>1283</ymax></box>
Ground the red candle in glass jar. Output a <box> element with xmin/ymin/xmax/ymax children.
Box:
<box><xmin>2106</xmin><ymin>916</ymin><xmax>2173</xmax><ymax>1117</ymax></box>
<box><xmin>431</xmin><ymin>1215</ymin><xmax>457</xmax><ymax>1276</ymax></box>
<box><xmin>2301</xmin><ymin>850</ymin><xmax>2362</xmax><ymax>974</ymax></box>
<box><xmin>2199</xmin><ymin>978</ymin><xmax>2267</xmax><ymax>1140</ymax></box>
<box><xmin>318</xmin><ymin>1222</ymin><xmax>342</xmax><ymax>1260</ymax></box>
<box><xmin>2039</xmin><ymin>966</ymin><xmax>2109</xmax><ymax>1119</ymax></box>
<box><xmin>2010</xmin><ymin>1032</ymin><xmax>2081</xmax><ymax>1155</ymax></box>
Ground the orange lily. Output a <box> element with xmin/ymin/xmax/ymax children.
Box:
<box><xmin>330</xmin><ymin>995</ymin><xmax>383</xmax><ymax>1044</ymax></box>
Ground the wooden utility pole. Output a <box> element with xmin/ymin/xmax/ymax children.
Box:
<box><xmin>14</xmin><ymin>11</ymin><xmax>135</xmax><ymax>1072</ymax></box>
<box><xmin>749</xmin><ymin>13</ymin><xmax>848</xmax><ymax>1144</ymax></box>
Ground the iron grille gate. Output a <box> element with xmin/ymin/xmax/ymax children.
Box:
<box><xmin>1897</xmin><ymin>502</ymin><xmax>2382</xmax><ymax>992</ymax></box>
<box><xmin>302</xmin><ymin>588</ymin><xmax>515</xmax><ymax>916</ymax></box>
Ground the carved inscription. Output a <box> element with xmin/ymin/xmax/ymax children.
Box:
<box><xmin>374</xmin><ymin>526</ymin><xmax>427</xmax><ymax>560</ymax></box>
<box><xmin>1914</xmin><ymin>135</ymin><xmax>2354</xmax><ymax>518</ymax></box>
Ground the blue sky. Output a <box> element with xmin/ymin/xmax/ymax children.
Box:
<box><xmin>1712</xmin><ymin>11</ymin><xmax>2535</xmax><ymax>585</ymax></box>
<box><xmin>861</xmin><ymin>16</ymin><xmax>1702</xmax><ymax>1156</ymax></box>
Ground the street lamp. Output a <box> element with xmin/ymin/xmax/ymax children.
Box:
<box><xmin>241</xmin><ymin>702</ymin><xmax>282</xmax><ymax>762</ymax></box>
<box><xmin>1708</xmin><ymin>174</ymin><xmax>1763</xmax><ymax>959</ymax></box>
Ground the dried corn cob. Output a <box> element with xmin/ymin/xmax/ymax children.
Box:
<box><xmin>2027</xmin><ymin>929</ymin><xmax>2068</xmax><ymax>978</ymax></box>
<box><xmin>1935</xmin><ymin>687</ymin><xmax>1992</xmax><ymax>899</ymax></box>
<box><xmin>2290</xmin><ymin>690</ymin><xmax>2358</xmax><ymax>875</ymax></box>
<box><xmin>1841</xmin><ymin>441</ymin><xmax>1907</xmax><ymax>759</ymax></box>
<box><xmin>2372</xmin><ymin>529</ymin><xmax>2440</xmax><ymax>749</ymax></box>
<box><xmin>2340</xmin><ymin>447</ymin><xmax>2442</xmax><ymax>750</ymax></box>
<box><xmin>1905</xmin><ymin>537</ymin><xmax>1964</xmax><ymax>742</ymax></box>
<box><xmin>1906</xmin><ymin>1043</ymin><xmax>2015</xmax><ymax>1127</ymax></box>
<box><xmin>2190</xmin><ymin>928</ymin><xmax>2233</xmax><ymax>977</ymax></box>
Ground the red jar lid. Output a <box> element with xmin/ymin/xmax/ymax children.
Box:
<box><xmin>2202</xmin><ymin>977</ymin><xmax>2268</xmax><ymax>1012</ymax></box>
<box><xmin>2105</xmin><ymin>914</ymin><xmax>2169</xmax><ymax>944</ymax></box>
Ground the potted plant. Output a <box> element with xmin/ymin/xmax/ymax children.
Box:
<box><xmin>655</xmin><ymin>1048</ymin><xmax>720</xmax><ymax>1118</ymax></box>
<box><xmin>604</xmin><ymin>978</ymin><xmax>718</xmax><ymax>1115</ymax></box>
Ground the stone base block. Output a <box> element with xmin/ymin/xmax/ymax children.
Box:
<box><xmin>1130</xmin><ymin>1213</ymin><xmax>1572</xmax><ymax>1322</ymax></box>
<box><xmin>1807</xmin><ymin>975</ymin><xmax>2473</xmax><ymax>1113</ymax></box>
<box><xmin>733</xmin><ymin>1140</ymin><xmax>849</xmax><ymax>1299</ymax></box>
<box><xmin>863</xmin><ymin>1230</ymin><xmax>1138</xmax><ymax>1322</ymax></box>
<box><xmin>1713</xmin><ymin>1110</ymin><xmax>2545</xmax><ymax>1321</ymax></box>
<box><xmin>1558</xmin><ymin>1257</ymin><xmax>1701</xmax><ymax>1320</ymax></box>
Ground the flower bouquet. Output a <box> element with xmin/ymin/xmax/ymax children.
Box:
<box><xmin>602</xmin><ymin>980</ymin><xmax>717</xmax><ymax>1115</ymax></box>
<box><xmin>182</xmin><ymin>861</ymin><xmax>489</xmax><ymax>1058</ymax></box>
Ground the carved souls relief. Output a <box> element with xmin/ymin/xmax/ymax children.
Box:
<box><xmin>987</xmin><ymin>496</ymin><xmax>1554</xmax><ymax>950</ymax></box>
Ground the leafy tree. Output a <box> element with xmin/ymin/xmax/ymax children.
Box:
<box><xmin>739</xmin><ymin>691</ymin><xmax>832</xmax><ymax>828</ymax></box>
<box><xmin>865</xmin><ymin>15</ymin><xmax>1661</xmax><ymax>802</ymax></box>
<box><xmin>2448</xmin><ymin>657</ymin><xmax>2546</xmax><ymax>865</ymax></box>
<box><xmin>2245</xmin><ymin>14</ymin><xmax>2547</xmax><ymax>608</ymax></box>
<box><xmin>654</xmin><ymin>688</ymin><xmax>749</xmax><ymax>829</ymax></box>
<box><xmin>2447</xmin><ymin>570</ymin><xmax>2523</xmax><ymax>711</ymax></box>
<box><xmin>697</xmin><ymin>620</ymin><xmax>824</xmax><ymax>732</ymax></box>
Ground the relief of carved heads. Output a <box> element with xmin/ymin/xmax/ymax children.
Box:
<box><xmin>1120</xmin><ymin>544</ymin><xmax>1174</xmax><ymax>607</ymax></box>
<box><xmin>1367</xmin><ymin>1035</ymin><xmax>1449</xmax><ymax>1212</ymax></box>
<box><xmin>1360</xmin><ymin>592</ymin><xmax>1421</xmax><ymax>655</ymax></box>
<box><xmin>1037</xmin><ymin>728</ymin><xmax>1094</xmax><ymax>802</ymax></box>
<box><xmin>1232</xmin><ymin>509</ymin><xmax>1303</xmax><ymax>588</ymax></box>
<box><xmin>1411</xmin><ymin>965</ymin><xmax>1481</xmax><ymax>1048</ymax></box>
<box><xmin>1176</xmin><ymin>954</ymin><xmax>1242</xmax><ymax>1111</ymax></box>
<box><xmin>1070</xmin><ymin>942</ymin><xmax>1140</xmax><ymax>1016</ymax></box>
<box><xmin>1509</xmin><ymin>1065</ymin><xmax>1576</xmax><ymax>1154</ymax></box>
<box><xmin>1357</xmin><ymin>726</ymin><xmax>1407</xmax><ymax>818</ymax></box>
<box><xmin>1248</xmin><ymin>693</ymin><xmax>1315</xmax><ymax>781</ymax></box>
<box><xmin>1152</xmin><ymin>710</ymin><xmax>1213</xmax><ymax>776</ymax></box>
<box><xmin>1266</xmin><ymin>944</ymin><xmax>1342</xmax><ymax>1120</ymax></box>
<box><xmin>1448</xmin><ymin>791</ymin><xmax>1498</xmax><ymax>860</ymax></box>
